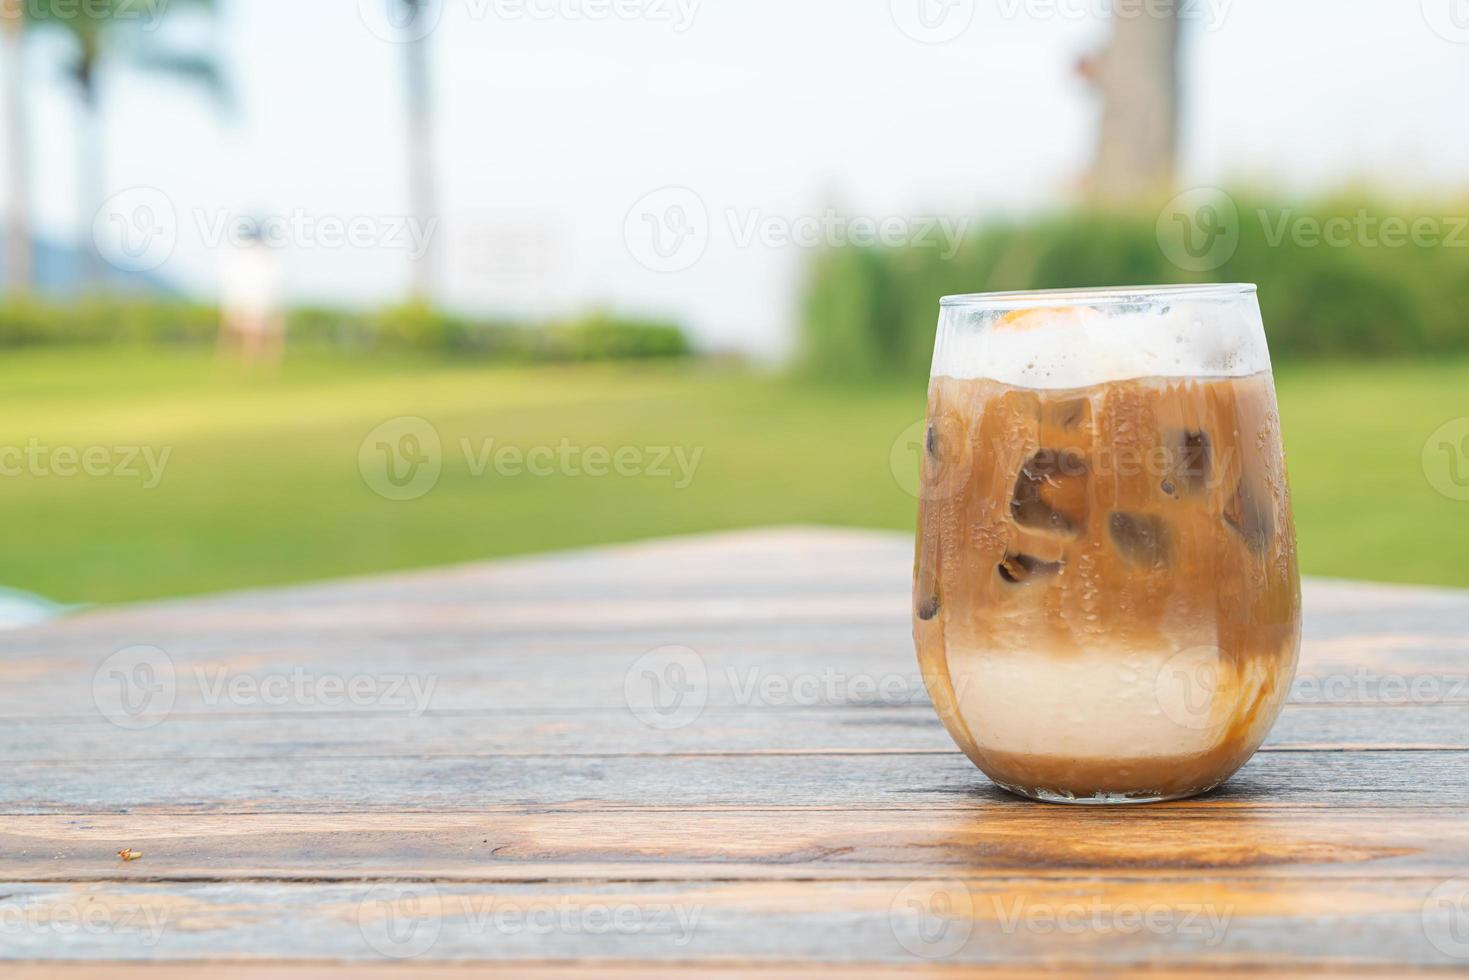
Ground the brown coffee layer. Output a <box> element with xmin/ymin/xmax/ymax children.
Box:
<box><xmin>974</xmin><ymin>742</ymin><xmax>1258</xmax><ymax>802</ymax></box>
<box><xmin>913</xmin><ymin>372</ymin><xmax>1302</xmax><ymax>800</ymax></box>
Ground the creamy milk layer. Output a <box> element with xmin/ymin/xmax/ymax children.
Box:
<box><xmin>932</xmin><ymin>292</ymin><xmax>1272</xmax><ymax>390</ymax></box>
<box><xmin>946</xmin><ymin>645</ymin><xmax>1255</xmax><ymax>760</ymax></box>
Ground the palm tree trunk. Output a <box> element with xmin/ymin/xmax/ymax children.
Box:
<box><xmin>1</xmin><ymin>0</ymin><xmax>30</xmax><ymax>292</ymax></box>
<box><xmin>1086</xmin><ymin>1</ymin><xmax>1181</xmax><ymax>204</ymax></box>
<box><xmin>402</xmin><ymin>2</ymin><xmax>437</xmax><ymax>302</ymax></box>
<box><xmin>77</xmin><ymin>59</ymin><xmax>106</xmax><ymax>291</ymax></box>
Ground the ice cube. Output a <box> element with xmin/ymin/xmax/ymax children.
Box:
<box><xmin>1107</xmin><ymin>512</ymin><xmax>1172</xmax><ymax>568</ymax></box>
<box><xmin>997</xmin><ymin>552</ymin><xmax>1065</xmax><ymax>585</ymax></box>
<box><xmin>1011</xmin><ymin>449</ymin><xmax>1088</xmax><ymax>536</ymax></box>
<box><xmin>1170</xmin><ymin>430</ymin><xmax>1212</xmax><ymax>495</ymax></box>
<box><xmin>1224</xmin><ymin>478</ymin><xmax>1274</xmax><ymax>554</ymax></box>
<box><xmin>1044</xmin><ymin>397</ymin><xmax>1091</xmax><ymax>432</ymax></box>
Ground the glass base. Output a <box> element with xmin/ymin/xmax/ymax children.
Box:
<box><xmin>992</xmin><ymin>779</ymin><xmax>1219</xmax><ymax>806</ymax></box>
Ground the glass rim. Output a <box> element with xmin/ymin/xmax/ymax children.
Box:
<box><xmin>939</xmin><ymin>283</ymin><xmax>1257</xmax><ymax>309</ymax></box>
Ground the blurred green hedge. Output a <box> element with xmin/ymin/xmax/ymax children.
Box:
<box><xmin>799</xmin><ymin>194</ymin><xmax>1469</xmax><ymax>380</ymax></box>
<box><xmin>0</xmin><ymin>299</ymin><xmax>692</xmax><ymax>362</ymax></box>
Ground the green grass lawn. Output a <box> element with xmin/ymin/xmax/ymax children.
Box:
<box><xmin>0</xmin><ymin>348</ymin><xmax>1465</xmax><ymax>604</ymax></box>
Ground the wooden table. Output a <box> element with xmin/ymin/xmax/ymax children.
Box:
<box><xmin>4</xmin><ymin>528</ymin><xmax>1469</xmax><ymax>976</ymax></box>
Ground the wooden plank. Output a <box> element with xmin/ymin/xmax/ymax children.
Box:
<box><xmin>2</xmin><ymin>629</ymin><xmax>1466</xmax><ymax>721</ymax></box>
<box><xmin>7</xmin><ymin>964</ymin><xmax>1437</xmax><ymax>979</ymax></box>
<box><xmin>2</xmin><ymin>750</ymin><xmax>1468</xmax><ymax>815</ymax></box>
<box><xmin>0</xmin><ymin>529</ymin><xmax>1466</xmax><ymax>971</ymax></box>
<box><xmin>0</xmin><ymin>878</ymin><xmax>1464</xmax><ymax>966</ymax></box>
<box><xmin>1</xmin><ymin>807</ymin><xmax>1465</xmax><ymax>883</ymax></box>
<box><xmin>0</xmin><ymin>703</ymin><xmax>1466</xmax><ymax>763</ymax></box>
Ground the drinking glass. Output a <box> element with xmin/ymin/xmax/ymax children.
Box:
<box><xmin>912</xmin><ymin>284</ymin><xmax>1301</xmax><ymax>804</ymax></box>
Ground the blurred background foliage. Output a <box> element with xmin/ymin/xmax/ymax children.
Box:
<box><xmin>0</xmin><ymin>298</ymin><xmax>690</xmax><ymax>360</ymax></box>
<box><xmin>801</xmin><ymin>195</ymin><xmax>1469</xmax><ymax>380</ymax></box>
<box><xmin>1</xmin><ymin>0</ymin><xmax>1467</xmax><ymax>607</ymax></box>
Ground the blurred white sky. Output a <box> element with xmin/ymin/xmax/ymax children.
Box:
<box><xmin>10</xmin><ymin>0</ymin><xmax>1469</xmax><ymax>354</ymax></box>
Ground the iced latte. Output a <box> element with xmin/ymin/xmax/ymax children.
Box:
<box><xmin>913</xmin><ymin>287</ymin><xmax>1301</xmax><ymax>803</ymax></box>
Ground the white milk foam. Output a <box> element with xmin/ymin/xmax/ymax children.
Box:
<box><xmin>932</xmin><ymin>293</ymin><xmax>1272</xmax><ymax>390</ymax></box>
<box><xmin>948</xmin><ymin>645</ymin><xmax>1230</xmax><ymax>760</ymax></box>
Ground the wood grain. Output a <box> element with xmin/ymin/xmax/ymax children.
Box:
<box><xmin>1</xmin><ymin>528</ymin><xmax>1466</xmax><ymax>971</ymax></box>
<box><xmin>0</xmin><ymin>703</ymin><xmax>1466</xmax><ymax>763</ymax></box>
<box><xmin>0</xmin><ymin>807</ymin><xmax>1464</xmax><ymax>882</ymax></box>
<box><xmin>3</xmin><ymin>749</ymin><xmax>1469</xmax><ymax>815</ymax></box>
<box><xmin>6</xmin><ymin>966</ymin><xmax>1444</xmax><ymax>979</ymax></box>
<box><xmin>0</xmin><ymin>878</ymin><xmax>1463</xmax><ymax>966</ymax></box>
